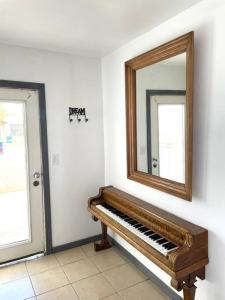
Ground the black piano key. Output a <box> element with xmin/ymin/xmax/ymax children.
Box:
<box><xmin>123</xmin><ymin>217</ymin><xmax>131</xmax><ymax>221</ymax></box>
<box><xmin>157</xmin><ymin>238</ymin><xmax>168</xmax><ymax>245</ymax></box>
<box><xmin>107</xmin><ymin>207</ymin><xmax>118</xmax><ymax>213</ymax></box>
<box><xmin>128</xmin><ymin>220</ymin><xmax>138</xmax><ymax>225</ymax></box>
<box><xmin>119</xmin><ymin>215</ymin><xmax>129</xmax><ymax>219</ymax></box>
<box><xmin>163</xmin><ymin>242</ymin><xmax>176</xmax><ymax>250</ymax></box>
<box><xmin>166</xmin><ymin>245</ymin><xmax>177</xmax><ymax>251</ymax></box>
<box><xmin>144</xmin><ymin>230</ymin><xmax>155</xmax><ymax>236</ymax></box>
<box><xmin>112</xmin><ymin>210</ymin><xmax>122</xmax><ymax>214</ymax></box>
<box><xmin>133</xmin><ymin>223</ymin><xmax>143</xmax><ymax>228</ymax></box>
<box><xmin>114</xmin><ymin>212</ymin><xmax>124</xmax><ymax>217</ymax></box>
<box><xmin>101</xmin><ymin>203</ymin><xmax>108</xmax><ymax>208</ymax></box>
<box><xmin>138</xmin><ymin>226</ymin><xmax>149</xmax><ymax>233</ymax></box>
<box><xmin>105</xmin><ymin>204</ymin><xmax>113</xmax><ymax>209</ymax></box>
<box><xmin>110</xmin><ymin>208</ymin><xmax>118</xmax><ymax>212</ymax></box>
<box><xmin>149</xmin><ymin>234</ymin><xmax>162</xmax><ymax>241</ymax></box>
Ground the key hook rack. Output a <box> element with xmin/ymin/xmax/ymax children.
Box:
<box><xmin>69</xmin><ymin>107</ymin><xmax>88</xmax><ymax>123</ymax></box>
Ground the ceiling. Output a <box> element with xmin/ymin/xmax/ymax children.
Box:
<box><xmin>0</xmin><ymin>0</ymin><xmax>202</xmax><ymax>58</ymax></box>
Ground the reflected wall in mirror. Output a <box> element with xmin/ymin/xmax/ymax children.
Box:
<box><xmin>125</xmin><ymin>32</ymin><xmax>193</xmax><ymax>200</ymax></box>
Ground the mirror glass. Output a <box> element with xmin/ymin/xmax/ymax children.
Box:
<box><xmin>136</xmin><ymin>53</ymin><xmax>186</xmax><ymax>184</ymax></box>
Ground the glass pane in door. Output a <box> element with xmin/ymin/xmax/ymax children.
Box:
<box><xmin>158</xmin><ymin>103</ymin><xmax>185</xmax><ymax>183</ymax></box>
<box><xmin>0</xmin><ymin>102</ymin><xmax>30</xmax><ymax>248</ymax></box>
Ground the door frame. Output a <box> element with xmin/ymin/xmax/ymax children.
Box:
<box><xmin>0</xmin><ymin>79</ymin><xmax>52</xmax><ymax>256</ymax></box>
<box><xmin>146</xmin><ymin>89</ymin><xmax>186</xmax><ymax>174</ymax></box>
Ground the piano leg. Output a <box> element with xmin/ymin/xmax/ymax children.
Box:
<box><xmin>94</xmin><ymin>222</ymin><xmax>112</xmax><ymax>252</ymax></box>
<box><xmin>183</xmin><ymin>283</ymin><xmax>196</xmax><ymax>300</ymax></box>
<box><xmin>171</xmin><ymin>272</ymin><xmax>198</xmax><ymax>300</ymax></box>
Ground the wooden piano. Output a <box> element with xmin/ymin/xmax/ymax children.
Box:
<box><xmin>88</xmin><ymin>186</ymin><xmax>209</xmax><ymax>300</ymax></box>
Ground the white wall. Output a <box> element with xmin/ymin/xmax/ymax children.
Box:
<box><xmin>0</xmin><ymin>44</ymin><xmax>104</xmax><ymax>247</ymax></box>
<box><xmin>102</xmin><ymin>0</ymin><xmax>225</xmax><ymax>299</ymax></box>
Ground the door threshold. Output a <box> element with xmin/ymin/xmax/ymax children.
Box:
<box><xmin>0</xmin><ymin>252</ymin><xmax>44</xmax><ymax>268</ymax></box>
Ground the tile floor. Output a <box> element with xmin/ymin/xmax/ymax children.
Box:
<box><xmin>0</xmin><ymin>243</ymin><xmax>171</xmax><ymax>300</ymax></box>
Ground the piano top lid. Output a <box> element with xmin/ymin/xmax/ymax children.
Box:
<box><xmin>102</xmin><ymin>187</ymin><xmax>207</xmax><ymax>236</ymax></box>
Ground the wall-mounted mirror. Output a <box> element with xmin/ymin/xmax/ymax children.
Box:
<box><xmin>125</xmin><ymin>32</ymin><xmax>193</xmax><ymax>200</ymax></box>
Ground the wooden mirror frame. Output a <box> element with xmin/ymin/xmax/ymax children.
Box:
<box><xmin>125</xmin><ymin>32</ymin><xmax>194</xmax><ymax>201</ymax></box>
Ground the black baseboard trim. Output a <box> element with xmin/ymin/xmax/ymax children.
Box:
<box><xmin>52</xmin><ymin>234</ymin><xmax>102</xmax><ymax>253</ymax></box>
<box><xmin>109</xmin><ymin>237</ymin><xmax>182</xmax><ymax>300</ymax></box>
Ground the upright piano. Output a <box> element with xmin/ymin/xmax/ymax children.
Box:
<box><xmin>88</xmin><ymin>186</ymin><xmax>208</xmax><ymax>300</ymax></box>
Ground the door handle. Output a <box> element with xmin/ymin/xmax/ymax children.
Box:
<box><xmin>152</xmin><ymin>158</ymin><xmax>158</xmax><ymax>168</ymax></box>
<box><xmin>33</xmin><ymin>172</ymin><xmax>40</xmax><ymax>179</ymax></box>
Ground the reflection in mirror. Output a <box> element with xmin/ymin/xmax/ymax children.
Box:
<box><xmin>136</xmin><ymin>53</ymin><xmax>186</xmax><ymax>183</ymax></box>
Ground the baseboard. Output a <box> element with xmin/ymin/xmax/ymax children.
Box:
<box><xmin>109</xmin><ymin>237</ymin><xmax>183</xmax><ymax>300</ymax></box>
<box><xmin>52</xmin><ymin>234</ymin><xmax>102</xmax><ymax>253</ymax></box>
<box><xmin>52</xmin><ymin>234</ymin><xmax>182</xmax><ymax>300</ymax></box>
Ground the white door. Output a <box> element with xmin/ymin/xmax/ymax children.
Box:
<box><xmin>0</xmin><ymin>87</ymin><xmax>44</xmax><ymax>263</ymax></box>
<box><xmin>150</xmin><ymin>95</ymin><xmax>185</xmax><ymax>183</ymax></box>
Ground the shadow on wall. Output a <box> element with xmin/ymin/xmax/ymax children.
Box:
<box><xmin>192</xmin><ymin>20</ymin><xmax>215</xmax><ymax>202</ymax></box>
<box><xmin>206</xmin><ymin>231</ymin><xmax>225</xmax><ymax>300</ymax></box>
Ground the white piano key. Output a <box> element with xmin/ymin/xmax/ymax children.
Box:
<box><xmin>96</xmin><ymin>204</ymin><xmax>178</xmax><ymax>256</ymax></box>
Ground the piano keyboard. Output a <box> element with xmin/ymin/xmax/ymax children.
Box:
<box><xmin>96</xmin><ymin>203</ymin><xmax>178</xmax><ymax>256</ymax></box>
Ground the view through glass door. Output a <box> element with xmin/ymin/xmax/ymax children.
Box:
<box><xmin>150</xmin><ymin>95</ymin><xmax>185</xmax><ymax>183</ymax></box>
<box><xmin>0</xmin><ymin>88</ymin><xmax>45</xmax><ymax>263</ymax></box>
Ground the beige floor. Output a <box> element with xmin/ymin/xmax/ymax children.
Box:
<box><xmin>0</xmin><ymin>243</ymin><xmax>171</xmax><ymax>300</ymax></box>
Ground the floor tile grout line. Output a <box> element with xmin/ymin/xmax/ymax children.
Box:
<box><xmin>101</xmin><ymin>292</ymin><xmax>123</xmax><ymax>300</ymax></box>
<box><xmin>34</xmin><ymin>282</ymin><xmax>70</xmax><ymax>297</ymax></box>
<box><xmin>70</xmin><ymin>273</ymin><xmax>117</xmax><ymax>300</ymax></box>
<box><xmin>24</xmin><ymin>260</ymin><xmax>36</xmax><ymax>298</ymax></box>
<box><xmin>99</xmin><ymin>292</ymin><xmax>121</xmax><ymax>300</ymax></box>
<box><xmin>67</xmin><ymin>270</ymin><xmax>101</xmax><ymax>285</ymax></box>
<box><xmin>54</xmin><ymin>249</ymin><xmax>87</xmax><ymax>267</ymax></box>
<box><xmin>25</xmin><ymin>253</ymin><xmax>60</xmax><ymax>276</ymax></box>
<box><xmin>100</xmin><ymin>272</ymin><xmax>121</xmax><ymax>296</ymax></box>
<box><xmin>0</xmin><ymin>274</ymin><xmax>28</xmax><ymax>286</ymax></box>
<box><xmin>71</xmin><ymin>282</ymin><xmax>82</xmax><ymax>300</ymax></box>
<box><xmin>28</xmin><ymin>264</ymin><xmax>63</xmax><ymax>277</ymax></box>
<box><xmin>79</xmin><ymin>245</ymin><xmax>88</xmax><ymax>257</ymax></box>
<box><xmin>31</xmin><ymin>282</ymin><xmax>76</xmax><ymax>299</ymax></box>
<box><xmin>26</xmin><ymin>255</ymin><xmax>70</xmax><ymax>297</ymax></box>
<box><xmin>0</xmin><ymin>261</ymin><xmax>29</xmax><ymax>286</ymax></box>
<box><xmin>26</xmin><ymin>254</ymin><xmax>89</xmax><ymax>277</ymax></box>
<box><xmin>101</xmin><ymin>267</ymin><xmax>148</xmax><ymax>294</ymax></box>
<box><xmin>62</xmin><ymin>255</ymin><xmax>147</xmax><ymax>296</ymax></box>
<box><xmin>118</xmin><ymin>278</ymin><xmax>149</xmax><ymax>292</ymax></box>
<box><xmin>89</xmin><ymin>253</ymin><xmax>128</xmax><ymax>273</ymax></box>
<box><xmin>59</xmin><ymin>258</ymin><xmax>81</xmax><ymax>299</ymax></box>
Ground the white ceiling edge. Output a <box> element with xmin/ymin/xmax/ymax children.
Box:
<box><xmin>0</xmin><ymin>38</ymin><xmax>101</xmax><ymax>61</ymax></box>
<box><xmin>102</xmin><ymin>0</ymin><xmax>223</xmax><ymax>61</ymax></box>
<box><xmin>0</xmin><ymin>0</ymin><xmax>205</xmax><ymax>59</ymax></box>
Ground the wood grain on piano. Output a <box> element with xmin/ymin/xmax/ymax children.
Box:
<box><xmin>88</xmin><ymin>186</ymin><xmax>209</xmax><ymax>300</ymax></box>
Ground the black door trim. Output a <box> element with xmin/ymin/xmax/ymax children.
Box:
<box><xmin>0</xmin><ymin>79</ymin><xmax>52</xmax><ymax>254</ymax></box>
